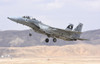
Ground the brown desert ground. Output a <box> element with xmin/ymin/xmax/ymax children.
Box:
<box><xmin>0</xmin><ymin>57</ymin><xmax>100</xmax><ymax>64</ymax></box>
<box><xmin>0</xmin><ymin>43</ymin><xmax>100</xmax><ymax>64</ymax></box>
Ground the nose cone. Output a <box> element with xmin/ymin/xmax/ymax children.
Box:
<box><xmin>7</xmin><ymin>17</ymin><xmax>18</xmax><ymax>22</ymax></box>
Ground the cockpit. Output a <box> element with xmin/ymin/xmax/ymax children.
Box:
<box><xmin>22</xmin><ymin>16</ymin><xmax>36</xmax><ymax>20</ymax></box>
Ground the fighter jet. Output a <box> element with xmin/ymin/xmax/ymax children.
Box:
<box><xmin>8</xmin><ymin>16</ymin><xmax>86</xmax><ymax>43</ymax></box>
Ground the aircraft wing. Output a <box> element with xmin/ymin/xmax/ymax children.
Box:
<box><xmin>52</xmin><ymin>27</ymin><xmax>82</xmax><ymax>34</ymax></box>
<box><xmin>49</xmin><ymin>28</ymin><xmax>88</xmax><ymax>41</ymax></box>
<box><xmin>48</xmin><ymin>27</ymin><xmax>82</xmax><ymax>39</ymax></box>
<box><xmin>57</xmin><ymin>28</ymin><xmax>81</xmax><ymax>34</ymax></box>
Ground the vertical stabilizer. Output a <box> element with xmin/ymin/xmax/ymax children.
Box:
<box><xmin>74</xmin><ymin>23</ymin><xmax>83</xmax><ymax>32</ymax></box>
<box><xmin>72</xmin><ymin>23</ymin><xmax>83</xmax><ymax>39</ymax></box>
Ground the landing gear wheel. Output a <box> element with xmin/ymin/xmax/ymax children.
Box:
<box><xmin>45</xmin><ymin>38</ymin><xmax>49</xmax><ymax>43</ymax></box>
<box><xmin>53</xmin><ymin>38</ymin><xmax>57</xmax><ymax>42</ymax></box>
<box><xmin>29</xmin><ymin>33</ymin><xmax>32</xmax><ymax>36</ymax></box>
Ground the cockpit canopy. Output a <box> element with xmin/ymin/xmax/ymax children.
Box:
<box><xmin>22</xmin><ymin>16</ymin><xmax>36</xmax><ymax>20</ymax></box>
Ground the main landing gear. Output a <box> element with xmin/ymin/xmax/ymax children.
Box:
<box><xmin>53</xmin><ymin>38</ymin><xmax>57</xmax><ymax>42</ymax></box>
<box><xmin>45</xmin><ymin>38</ymin><xmax>49</xmax><ymax>43</ymax></box>
<box><xmin>45</xmin><ymin>38</ymin><xmax>57</xmax><ymax>43</ymax></box>
<box><xmin>28</xmin><ymin>33</ymin><xmax>57</xmax><ymax>43</ymax></box>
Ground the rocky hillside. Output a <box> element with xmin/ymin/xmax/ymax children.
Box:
<box><xmin>0</xmin><ymin>29</ymin><xmax>100</xmax><ymax>47</ymax></box>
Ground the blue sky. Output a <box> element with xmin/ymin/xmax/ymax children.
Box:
<box><xmin>0</xmin><ymin>0</ymin><xmax>100</xmax><ymax>31</ymax></box>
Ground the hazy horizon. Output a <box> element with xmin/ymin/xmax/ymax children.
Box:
<box><xmin>0</xmin><ymin>0</ymin><xmax>100</xmax><ymax>31</ymax></box>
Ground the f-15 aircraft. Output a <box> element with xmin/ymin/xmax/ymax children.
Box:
<box><xmin>8</xmin><ymin>16</ymin><xmax>86</xmax><ymax>43</ymax></box>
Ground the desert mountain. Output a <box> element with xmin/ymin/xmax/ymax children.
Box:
<box><xmin>0</xmin><ymin>29</ymin><xmax>100</xmax><ymax>57</ymax></box>
<box><xmin>0</xmin><ymin>29</ymin><xmax>100</xmax><ymax>47</ymax></box>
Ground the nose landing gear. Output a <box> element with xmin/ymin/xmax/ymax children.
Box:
<box><xmin>29</xmin><ymin>33</ymin><xmax>32</xmax><ymax>36</ymax></box>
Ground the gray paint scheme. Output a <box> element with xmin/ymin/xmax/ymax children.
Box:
<box><xmin>8</xmin><ymin>16</ymin><xmax>86</xmax><ymax>42</ymax></box>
